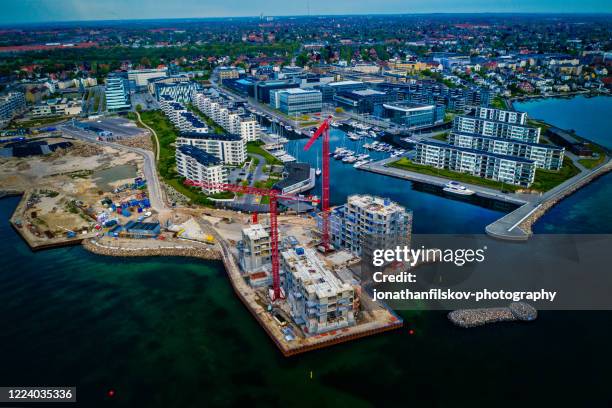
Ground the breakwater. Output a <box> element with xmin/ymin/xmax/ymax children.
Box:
<box><xmin>82</xmin><ymin>238</ymin><xmax>221</xmax><ymax>260</ymax></box>
<box><xmin>448</xmin><ymin>302</ymin><xmax>537</xmax><ymax>328</ymax></box>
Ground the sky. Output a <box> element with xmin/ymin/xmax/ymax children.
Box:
<box><xmin>1</xmin><ymin>0</ymin><xmax>611</xmax><ymax>25</ymax></box>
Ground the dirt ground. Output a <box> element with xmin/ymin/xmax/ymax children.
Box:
<box><xmin>1</xmin><ymin>140</ymin><xmax>150</xmax><ymax>244</ymax></box>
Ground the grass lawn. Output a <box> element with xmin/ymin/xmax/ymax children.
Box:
<box><xmin>187</xmin><ymin>104</ymin><xmax>227</xmax><ymax>134</ymax></box>
<box><xmin>389</xmin><ymin>156</ymin><xmax>581</xmax><ymax>193</ymax></box>
<box><xmin>388</xmin><ymin>157</ymin><xmax>520</xmax><ymax>192</ymax></box>
<box><xmin>135</xmin><ymin>110</ymin><xmax>233</xmax><ymax>206</ymax></box>
<box><xmin>432</xmin><ymin>132</ymin><xmax>449</xmax><ymax>141</ymax></box>
<box><xmin>10</xmin><ymin>116</ymin><xmax>66</xmax><ymax>129</ymax></box>
<box><xmin>577</xmin><ymin>143</ymin><xmax>608</xmax><ymax>169</ymax></box>
<box><xmin>247</xmin><ymin>141</ymin><xmax>283</xmax><ymax>165</ymax></box>
<box><xmin>530</xmin><ymin>157</ymin><xmax>580</xmax><ymax>191</ymax></box>
<box><xmin>490</xmin><ymin>96</ymin><xmax>507</xmax><ymax>109</ymax></box>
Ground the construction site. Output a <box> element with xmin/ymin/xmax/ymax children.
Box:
<box><xmin>1</xmin><ymin>118</ymin><xmax>406</xmax><ymax>356</ymax></box>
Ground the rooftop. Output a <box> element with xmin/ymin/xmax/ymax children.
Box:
<box><xmin>281</xmin><ymin>247</ymin><xmax>352</xmax><ymax>299</ymax></box>
<box><xmin>179</xmin><ymin>132</ymin><xmax>242</xmax><ymax>142</ymax></box>
<box><xmin>177</xmin><ymin>145</ymin><xmax>220</xmax><ymax>166</ymax></box>
<box><xmin>347</xmin><ymin>194</ymin><xmax>409</xmax><ymax>217</ymax></box>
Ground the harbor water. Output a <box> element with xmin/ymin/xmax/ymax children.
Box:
<box><xmin>1</xmin><ymin>96</ymin><xmax>611</xmax><ymax>406</ymax></box>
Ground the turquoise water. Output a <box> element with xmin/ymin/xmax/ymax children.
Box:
<box><xmin>1</xmin><ymin>195</ymin><xmax>610</xmax><ymax>407</ymax></box>
<box><xmin>515</xmin><ymin>96</ymin><xmax>612</xmax><ymax>233</ymax></box>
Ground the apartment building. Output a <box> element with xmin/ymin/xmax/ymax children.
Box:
<box><xmin>192</xmin><ymin>92</ymin><xmax>260</xmax><ymax>142</ymax></box>
<box><xmin>472</xmin><ymin>107</ymin><xmax>527</xmax><ymax>125</ymax></box>
<box><xmin>105</xmin><ymin>73</ymin><xmax>131</xmax><ymax>112</ymax></box>
<box><xmin>448</xmin><ymin>131</ymin><xmax>564</xmax><ymax>170</ymax></box>
<box><xmin>176</xmin><ymin>132</ymin><xmax>246</xmax><ymax>165</ymax></box>
<box><xmin>281</xmin><ymin>247</ymin><xmax>356</xmax><ymax>335</ymax></box>
<box><xmin>159</xmin><ymin>97</ymin><xmax>208</xmax><ymax>133</ymax></box>
<box><xmin>453</xmin><ymin>115</ymin><xmax>540</xmax><ymax>143</ymax></box>
<box><xmin>0</xmin><ymin>92</ymin><xmax>27</xmax><ymax>128</ymax></box>
<box><xmin>175</xmin><ymin>145</ymin><xmax>227</xmax><ymax>194</ymax></box>
<box><xmin>415</xmin><ymin>140</ymin><xmax>536</xmax><ymax>187</ymax></box>
<box><xmin>327</xmin><ymin>195</ymin><xmax>413</xmax><ymax>257</ymax></box>
<box><xmin>31</xmin><ymin>98</ymin><xmax>82</xmax><ymax>117</ymax></box>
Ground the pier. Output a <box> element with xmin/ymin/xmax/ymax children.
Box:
<box><xmin>360</xmin><ymin>156</ymin><xmax>612</xmax><ymax>241</ymax></box>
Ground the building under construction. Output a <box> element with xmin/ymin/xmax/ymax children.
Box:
<box><xmin>281</xmin><ymin>247</ymin><xmax>356</xmax><ymax>336</ymax></box>
<box><xmin>326</xmin><ymin>194</ymin><xmax>413</xmax><ymax>260</ymax></box>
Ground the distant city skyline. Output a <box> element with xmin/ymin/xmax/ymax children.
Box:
<box><xmin>2</xmin><ymin>0</ymin><xmax>612</xmax><ymax>25</ymax></box>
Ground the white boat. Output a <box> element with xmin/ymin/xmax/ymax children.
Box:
<box><xmin>443</xmin><ymin>181</ymin><xmax>475</xmax><ymax>196</ymax></box>
<box><xmin>315</xmin><ymin>168</ymin><xmax>322</xmax><ymax>176</ymax></box>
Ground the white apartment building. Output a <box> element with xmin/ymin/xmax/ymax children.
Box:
<box><xmin>453</xmin><ymin>115</ymin><xmax>540</xmax><ymax>143</ymax></box>
<box><xmin>327</xmin><ymin>195</ymin><xmax>413</xmax><ymax>256</ymax></box>
<box><xmin>176</xmin><ymin>132</ymin><xmax>246</xmax><ymax>165</ymax></box>
<box><xmin>192</xmin><ymin>92</ymin><xmax>260</xmax><ymax>142</ymax></box>
<box><xmin>472</xmin><ymin>107</ymin><xmax>527</xmax><ymax>125</ymax></box>
<box><xmin>30</xmin><ymin>98</ymin><xmax>82</xmax><ymax>117</ymax></box>
<box><xmin>281</xmin><ymin>247</ymin><xmax>356</xmax><ymax>335</ymax></box>
<box><xmin>175</xmin><ymin>145</ymin><xmax>227</xmax><ymax>194</ymax></box>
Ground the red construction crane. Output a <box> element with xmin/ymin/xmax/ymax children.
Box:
<box><xmin>304</xmin><ymin>116</ymin><xmax>332</xmax><ymax>251</ymax></box>
<box><xmin>184</xmin><ymin>180</ymin><xmax>318</xmax><ymax>301</ymax></box>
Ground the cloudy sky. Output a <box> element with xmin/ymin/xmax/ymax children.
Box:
<box><xmin>2</xmin><ymin>0</ymin><xmax>610</xmax><ymax>25</ymax></box>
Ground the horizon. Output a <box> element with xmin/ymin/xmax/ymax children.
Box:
<box><xmin>1</xmin><ymin>11</ymin><xmax>611</xmax><ymax>28</ymax></box>
<box><xmin>2</xmin><ymin>0</ymin><xmax>612</xmax><ymax>26</ymax></box>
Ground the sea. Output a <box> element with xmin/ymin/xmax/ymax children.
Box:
<box><xmin>0</xmin><ymin>95</ymin><xmax>610</xmax><ymax>407</ymax></box>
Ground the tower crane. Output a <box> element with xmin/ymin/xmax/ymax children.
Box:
<box><xmin>184</xmin><ymin>180</ymin><xmax>318</xmax><ymax>301</ymax></box>
<box><xmin>304</xmin><ymin>116</ymin><xmax>332</xmax><ymax>251</ymax></box>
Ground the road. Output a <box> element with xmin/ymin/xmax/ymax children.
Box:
<box><xmin>59</xmin><ymin>124</ymin><xmax>167</xmax><ymax>214</ymax></box>
<box><xmin>134</xmin><ymin>111</ymin><xmax>160</xmax><ymax>161</ymax></box>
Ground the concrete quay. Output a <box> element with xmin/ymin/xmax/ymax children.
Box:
<box><xmin>448</xmin><ymin>302</ymin><xmax>537</xmax><ymax>328</ymax></box>
<box><xmin>361</xmin><ymin>156</ymin><xmax>612</xmax><ymax>241</ymax></box>
<box><xmin>360</xmin><ymin>157</ymin><xmax>529</xmax><ymax>206</ymax></box>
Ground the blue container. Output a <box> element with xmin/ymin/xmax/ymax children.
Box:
<box><xmin>295</xmin><ymin>247</ymin><xmax>305</xmax><ymax>255</ymax></box>
<box><xmin>142</xmin><ymin>199</ymin><xmax>151</xmax><ymax>208</ymax></box>
<box><xmin>137</xmin><ymin>207</ymin><xmax>143</xmax><ymax>213</ymax></box>
<box><xmin>110</xmin><ymin>204</ymin><xmax>116</xmax><ymax>211</ymax></box>
<box><xmin>104</xmin><ymin>219</ymin><xmax>117</xmax><ymax>227</ymax></box>
<box><xmin>122</xmin><ymin>209</ymin><xmax>131</xmax><ymax>217</ymax></box>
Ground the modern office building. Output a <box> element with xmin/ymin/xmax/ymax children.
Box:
<box><xmin>374</xmin><ymin>101</ymin><xmax>445</xmax><ymax>129</ymax></box>
<box><xmin>448</xmin><ymin>131</ymin><xmax>564</xmax><ymax>170</ymax></box>
<box><xmin>273</xmin><ymin>162</ymin><xmax>316</xmax><ymax>195</ymax></box>
<box><xmin>269</xmin><ymin>88</ymin><xmax>322</xmax><ymax>115</ymax></box>
<box><xmin>238</xmin><ymin>224</ymin><xmax>272</xmax><ymax>273</ymax></box>
<box><xmin>415</xmin><ymin>140</ymin><xmax>536</xmax><ymax>187</ymax></box>
<box><xmin>281</xmin><ymin>247</ymin><xmax>356</xmax><ymax>335</ymax></box>
<box><xmin>327</xmin><ymin>195</ymin><xmax>412</xmax><ymax>257</ymax></box>
<box><xmin>128</xmin><ymin>68</ymin><xmax>168</xmax><ymax>89</ymax></box>
<box><xmin>333</xmin><ymin>89</ymin><xmax>396</xmax><ymax>114</ymax></box>
<box><xmin>453</xmin><ymin>115</ymin><xmax>540</xmax><ymax>143</ymax></box>
<box><xmin>254</xmin><ymin>80</ymin><xmax>299</xmax><ymax>104</ymax></box>
<box><xmin>0</xmin><ymin>92</ymin><xmax>27</xmax><ymax>128</ymax></box>
<box><xmin>176</xmin><ymin>132</ymin><xmax>246</xmax><ymax>165</ymax></box>
<box><xmin>105</xmin><ymin>73</ymin><xmax>131</xmax><ymax>112</ymax></box>
<box><xmin>175</xmin><ymin>145</ymin><xmax>227</xmax><ymax>194</ymax></box>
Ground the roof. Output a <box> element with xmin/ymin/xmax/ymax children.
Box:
<box><xmin>418</xmin><ymin>140</ymin><xmax>535</xmax><ymax>163</ymax></box>
<box><xmin>352</xmin><ymin>89</ymin><xmax>386</xmax><ymax>96</ymax></box>
<box><xmin>546</xmin><ymin>127</ymin><xmax>583</xmax><ymax>145</ymax></box>
<box><xmin>274</xmin><ymin>162</ymin><xmax>311</xmax><ymax>190</ymax></box>
<box><xmin>178</xmin><ymin>145</ymin><xmax>220</xmax><ymax>166</ymax></box>
<box><xmin>179</xmin><ymin>132</ymin><xmax>242</xmax><ymax>142</ymax></box>
<box><xmin>328</xmin><ymin>80</ymin><xmax>364</xmax><ymax>87</ymax></box>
